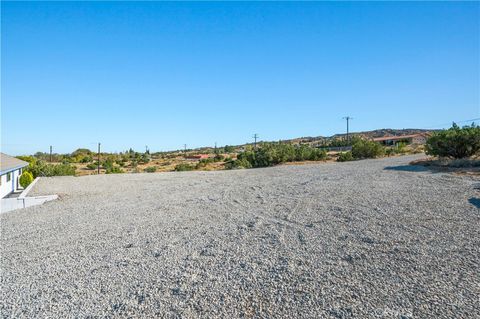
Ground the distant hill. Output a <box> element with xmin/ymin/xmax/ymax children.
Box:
<box><xmin>331</xmin><ymin>128</ymin><xmax>435</xmax><ymax>139</ymax></box>
<box><xmin>271</xmin><ymin>128</ymin><xmax>436</xmax><ymax>146</ymax></box>
<box><xmin>183</xmin><ymin>128</ymin><xmax>437</xmax><ymax>154</ymax></box>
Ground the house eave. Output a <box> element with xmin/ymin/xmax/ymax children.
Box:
<box><xmin>0</xmin><ymin>163</ymin><xmax>28</xmax><ymax>176</ymax></box>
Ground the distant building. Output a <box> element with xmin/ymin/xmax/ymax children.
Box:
<box><xmin>372</xmin><ymin>133</ymin><xmax>429</xmax><ymax>146</ymax></box>
<box><xmin>0</xmin><ymin>153</ymin><xmax>28</xmax><ymax>198</ymax></box>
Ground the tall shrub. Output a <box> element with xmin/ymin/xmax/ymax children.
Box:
<box><xmin>351</xmin><ymin>139</ymin><xmax>385</xmax><ymax>159</ymax></box>
<box><xmin>19</xmin><ymin>171</ymin><xmax>34</xmax><ymax>188</ymax></box>
<box><xmin>426</xmin><ymin>123</ymin><xmax>480</xmax><ymax>159</ymax></box>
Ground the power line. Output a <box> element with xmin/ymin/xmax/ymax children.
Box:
<box><xmin>423</xmin><ymin>117</ymin><xmax>480</xmax><ymax>129</ymax></box>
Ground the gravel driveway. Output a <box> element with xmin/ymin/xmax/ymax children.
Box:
<box><xmin>1</xmin><ymin>155</ymin><xmax>479</xmax><ymax>318</ymax></box>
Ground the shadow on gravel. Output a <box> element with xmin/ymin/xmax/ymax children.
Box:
<box><xmin>468</xmin><ymin>198</ymin><xmax>480</xmax><ymax>209</ymax></box>
<box><xmin>384</xmin><ymin>165</ymin><xmax>431</xmax><ymax>173</ymax></box>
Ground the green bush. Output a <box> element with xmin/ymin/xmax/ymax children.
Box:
<box><xmin>337</xmin><ymin>151</ymin><xmax>354</xmax><ymax>162</ymax></box>
<box><xmin>175</xmin><ymin>163</ymin><xmax>195</xmax><ymax>171</ymax></box>
<box><xmin>105</xmin><ymin>166</ymin><xmax>124</xmax><ymax>174</ymax></box>
<box><xmin>86</xmin><ymin>163</ymin><xmax>98</xmax><ymax>170</ymax></box>
<box><xmin>80</xmin><ymin>156</ymin><xmax>93</xmax><ymax>163</ymax></box>
<box><xmin>396</xmin><ymin>142</ymin><xmax>407</xmax><ymax>154</ymax></box>
<box><xmin>16</xmin><ymin>156</ymin><xmax>37</xmax><ymax>164</ymax></box>
<box><xmin>26</xmin><ymin>161</ymin><xmax>76</xmax><ymax>177</ymax></box>
<box><xmin>139</xmin><ymin>153</ymin><xmax>150</xmax><ymax>164</ymax></box>
<box><xmin>225</xmin><ymin>142</ymin><xmax>327</xmax><ymax>169</ymax></box>
<box><xmin>214</xmin><ymin>154</ymin><xmax>225</xmax><ymax>162</ymax></box>
<box><xmin>196</xmin><ymin>158</ymin><xmax>214</xmax><ymax>169</ymax></box>
<box><xmin>51</xmin><ymin>164</ymin><xmax>76</xmax><ymax>176</ymax></box>
<box><xmin>144</xmin><ymin>166</ymin><xmax>157</xmax><ymax>173</ymax></box>
<box><xmin>351</xmin><ymin>139</ymin><xmax>385</xmax><ymax>159</ymax></box>
<box><xmin>71</xmin><ymin>148</ymin><xmax>92</xmax><ymax>157</ymax></box>
<box><xmin>223</xmin><ymin>145</ymin><xmax>235</xmax><ymax>153</ymax></box>
<box><xmin>19</xmin><ymin>171</ymin><xmax>34</xmax><ymax>188</ymax></box>
<box><xmin>225</xmin><ymin>157</ymin><xmax>252</xmax><ymax>169</ymax></box>
<box><xmin>385</xmin><ymin>148</ymin><xmax>396</xmax><ymax>157</ymax></box>
<box><xmin>426</xmin><ymin>123</ymin><xmax>480</xmax><ymax>159</ymax></box>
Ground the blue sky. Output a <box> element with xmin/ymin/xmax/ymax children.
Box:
<box><xmin>2</xmin><ymin>1</ymin><xmax>479</xmax><ymax>155</ymax></box>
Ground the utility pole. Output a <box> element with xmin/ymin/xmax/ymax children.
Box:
<box><xmin>253</xmin><ymin>134</ymin><xmax>259</xmax><ymax>149</ymax></box>
<box><xmin>184</xmin><ymin>144</ymin><xmax>187</xmax><ymax>153</ymax></box>
<box><xmin>49</xmin><ymin>145</ymin><xmax>52</xmax><ymax>162</ymax></box>
<box><xmin>342</xmin><ymin>116</ymin><xmax>353</xmax><ymax>142</ymax></box>
<box><xmin>97</xmin><ymin>143</ymin><xmax>101</xmax><ymax>174</ymax></box>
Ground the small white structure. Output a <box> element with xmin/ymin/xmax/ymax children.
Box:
<box><xmin>0</xmin><ymin>153</ymin><xmax>28</xmax><ymax>198</ymax></box>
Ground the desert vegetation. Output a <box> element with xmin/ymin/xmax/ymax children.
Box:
<box><xmin>16</xmin><ymin>156</ymin><xmax>76</xmax><ymax>178</ymax></box>
<box><xmin>426</xmin><ymin>123</ymin><xmax>480</xmax><ymax>159</ymax></box>
<box><xmin>410</xmin><ymin>123</ymin><xmax>480</xmax><ymax>173</ymax></box>
<box><xmin>19</xmin><ymin>126</ymin><xmax>476</xmax><ymax>177</ymax></box>
<box><xmin>225</xmin><ymin>143</ymin><xmax>327</xmax><ymax>169</ymax></box>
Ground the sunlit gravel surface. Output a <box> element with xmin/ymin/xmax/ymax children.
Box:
<box><xmin>1</xmin><ymin>155</ymin><xmax>479</xmax><ymax>318</ymax></box>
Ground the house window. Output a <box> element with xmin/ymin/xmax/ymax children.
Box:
<box><xmin>7</xmin><ymin>173</ymin><xmax>11</xmax><ymax>182</ymax></box>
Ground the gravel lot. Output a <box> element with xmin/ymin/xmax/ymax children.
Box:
<box><xmin>1</xmin><ymin>155</ymin><xmax>479</xmax><ymax>318</ymax></box>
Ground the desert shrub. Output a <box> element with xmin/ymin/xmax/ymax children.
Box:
<box><xmin>337</xmin><ymin>151</ymin><xmax>354</xmax><ymax>162</ymax></box>
<box><xmin>223</xmin><ymin>145</ymin><xmax>235</xmax><ymax>153</ymax></box>
<box><xmin>19</xmin><ymin>171</ymin><xmax>34</xmax><ymax>188</ymax></box>
<box><xmin>105</xmin><ymin>166</ymin><xmax>124</xmax><ymax>174</ymax></box>
<box><xmin>296</xmin><ymin>145</ymin><xmax>327</xmax><ymax>161</ymax></box>
<box><xmin>327</xmin><ymin>136</ymin><xmax>361</xmax><ymax>147</ymax></box>
<box><xmin>351</xmin><ymin>139</ymin><xmax>385</xmax><ymax>159</ymax></box>
<box><xmin>385</xmin><ymin>148</ymin><xmax>396</xmax><ymax>157</ymax></box>
<box><xmin>426</xmin><ymin>123</ymin><xmax>480</xmax><ymax>159</ymax></box>
<box><xmin>62</xmin><ymin>158</ymin><xmax>73</xmax><ymax>164</ymax></box>
<box><xmin>50</xmin><ymin>163</ymin><xmax>76</xmax><ymax>176</ymax></box>
<box><xmin>214</xmin><ymin>154</ymin><xmax>225</xmax><ymax>162</ymax></box>
<box><xmin>175</xmin><ymin>163</ymin><xmax>195</xmax><ymax>171</ymax></box>
<box><xmin>226</xmin><ymin>143</ymin><xmax>327</xmax><ymax>169</ymax></box>
<box><xmin>86</xmin><ymin>163</ymin><xmax>98</xmax><ymax>170</ymax></box>
<box><xmin>144</xmin><ymin>166</ymin><xmax>157</xmax><ymax>173</ymax></box>
<box><xmin>139</xmin><ymin>153</ymin><xmax>150</xmax><ymax>164</ymax></box>
<box><xmin>396</xmin><ymin>142</ymin><xmax>407</xmax><ymax>154</ymax></box>
<box><xmin>102</xmin><ymin>159</ymin><xmax>115</xmax><ymax>170</ymax></box>
<box><xmin>25</xmin><ymin>160</ymin><xmax>75</xmax><ymax>177</ymax></box>
<box><xmin>71</xmin><ymin>148</ymin><xmax>92</xmax><ymax>157</ymax></box>
<box><xmin>80</xmin><ymin>156</ymin><xmax>93</xmax><ymax>163</ymax></box>
<box><xmin>225</xmin><ymin>158</ymin><xmax>252</xmax><ymax>169</ymax></box>
<box><xmin>196</xmin><ymin>158</ymin><xmax>214</xmax><ymax>169</ymax></box>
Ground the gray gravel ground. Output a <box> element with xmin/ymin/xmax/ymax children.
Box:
<box><xmin>1</xmin><ymin>155</ymin><xmax>479</xmax><ymax>318</ymax></box>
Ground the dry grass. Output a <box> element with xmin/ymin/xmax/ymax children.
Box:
<box><xmin>73</xmin><ymin>156</ymin><xmax>228</xmax><ymax>176</ymax></box>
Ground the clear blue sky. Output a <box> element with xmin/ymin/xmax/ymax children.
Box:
<box><xmin>2</xmin><ymin>1</ymin><xmax>479</xmax><ymax>155</ymax></box>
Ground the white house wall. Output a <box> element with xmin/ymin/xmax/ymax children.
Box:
<box><xmin>0</xmin><ymin>168</ymin><xmax>22</xmax><ymax>198</ymax></box>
